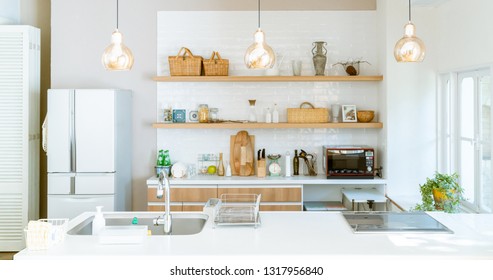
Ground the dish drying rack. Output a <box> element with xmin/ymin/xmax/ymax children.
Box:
<box><xmin>24</xmin><ymin>218</ymin><xmax>68</xmax><ymax>250</ymax></box>
<box><xmin>207</xmin><ymin>194</ymin><xmax>261</xmax><ymax>228</ymax></box>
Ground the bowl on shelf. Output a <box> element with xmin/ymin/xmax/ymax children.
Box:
<box><xmin>357</xmin><ymin>110</ymin><xmax>375</xmax><ymax>123</ymax></box>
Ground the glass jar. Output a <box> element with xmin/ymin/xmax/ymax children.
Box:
<box><xmin>198</xmin><ymin>104</ymin><xmax>209</xmax><ymax>123</ymax></box>
<box><xmin>209</xmin><ymin>108</ymin><xmax>218</xmax><ymax>123</ymax></box>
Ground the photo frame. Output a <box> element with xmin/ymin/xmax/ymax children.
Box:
<box><xmin>342</xmin><ymin>105</ymin><xmax>357</xmax><ymax>122</ymax></box>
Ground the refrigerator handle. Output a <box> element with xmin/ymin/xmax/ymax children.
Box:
<box><xmin>70</xmin><ymin>176</ymin><xmax>75</xmax><ymax>195</ymax></box>
<box><xmin>70</xmin><ymin>91</ymin><xmax>76</xmax><ymax>172</ymax></box>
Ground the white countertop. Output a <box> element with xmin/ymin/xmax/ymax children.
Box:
<box><xmin>146</xmin><ymin>174</ymin><xmax>387</xmax><ymax>185</ymax></box>
<box><xmin>14</xmin><ymin>211</ymin><xmax>493</xmax><ymax>260</ymax></box>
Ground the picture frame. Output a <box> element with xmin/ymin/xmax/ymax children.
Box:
<box><xmin>341</xmin><ymin>105</ymin><xmax>357</xmax><ymax>122</ymax></box>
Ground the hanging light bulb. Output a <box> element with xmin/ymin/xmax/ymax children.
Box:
<box><xmin>102</xmin><ymin>0</ymin><xmax>134</xmax><ymax>70</ymax></box>
<box><xmin>394</xmin><ymin>0</ymin><xmax>425</xmax><ymax>62</ymax></box>
<box><xmin>244</xmin><ymin>0</ymin><xmax>275</xmax><ymax>69</ymax></box>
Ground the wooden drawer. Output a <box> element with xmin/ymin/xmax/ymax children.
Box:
<box><xmin>148</xmin><ymin>187</ymin><xmax>217</xmax><ymax>203</ymax></box>
<box><xmin>147</xmin><ymin>204</ymin><xmax>183</xmax><ymax>211</ymax></box>
<box><xmin>183</xmin><ymin>204</ymin><xmax>206</xmax><ymax>211</ymax></box>
<box><xmin>218</xmin><ymin>187</ymin><xmax>302</xmax><ymax>202</ymax></box>
<box><xmin>260</xmin><ymin>205</ymin><xmax>302</xmax><ymax>211</ymax></box>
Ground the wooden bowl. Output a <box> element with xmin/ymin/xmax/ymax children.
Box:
<box><xmin>357</xmin><ymin>110</ymin><xmax>375</xmax><ymax>123</ymax></box>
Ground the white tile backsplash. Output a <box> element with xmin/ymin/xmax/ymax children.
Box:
<box><xmin>156</xmin><ymin>11</ymin><xmax>380</xmax><ymax>172</ymax></box>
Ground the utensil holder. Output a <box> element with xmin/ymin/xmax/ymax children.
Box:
<box><xmin>257</xmin><ymin>159</ymin><xmax>266</xmax><ymax>178</ymax></box>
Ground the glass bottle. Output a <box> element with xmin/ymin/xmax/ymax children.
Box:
<box><xmin>293</xmin><ymin>149</ymin><xmax>299</xmax><ymax>175</ymax></box>
<box><xmin>217</xmin><ymin>152</ymin><xmax>225</xmax><ymax>176</ymax></box>
<box><xmin>209</xmin><ymin>108</ymin><xmax>218</xmax><ymax>123</ymax></box>
<box><xmin>265</xmin><ymin>107</ymin><xmax>272</xmax><ymax>123</ymax></box>
<box><xmin>198</xmin><ymin>104</ymin><xmax>209</xmax><ymax>123</ymax></box>
<box><xmin>272</xmin><ymin>104</ymin><xmax>279</xmax><ymax>123</ymax></box>
<box><xmin>248</xmin><ymin>100</ymin><xmax>257</xmax><ymax>122</ymax></box>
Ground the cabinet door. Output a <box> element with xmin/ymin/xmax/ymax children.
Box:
<box><xmin>218</xmin><ymin>186</ymin><xmax>302</xmax><ymax>202</ymax></box>
<box><xmin>148</xmin><ymin>186</ymin><xmax>217</xmax><ymax>203</ymax></box>
<box><xmin>183</xmin><ymin>203</ymin><xmax>206</xmax><ymax>211</ymax></box>
<box><xmin>260</xmin><ymin>205</ymin><xmax>302</xmax><ymax>211</ymax></box>
<box><xmin>147</xmin><ymin>204</ymin><xmax>183</xmax><ymax>212</ymax></box>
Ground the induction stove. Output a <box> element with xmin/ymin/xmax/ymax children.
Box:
<box><xmin>342</xmin><ymin>212</ymin><xmax>454</xmax><ymax>234</ymax></box>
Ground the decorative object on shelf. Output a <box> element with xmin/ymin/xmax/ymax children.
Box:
<box><xmin>331</xmin><ymin>104</ymin><xmax>341</xmax><ymax>123</ymax></box>
<box><xmin>272</xmin><ymin>104</ymin><xmax>279</xmax><ymax>123</ymax></box>
<box><xmin>230</xmin><ymin>130</ymin><xmax>255</xmax><ymax>176</ymax></box>
<box><xmin>411</xmin><ymin>172</ymin><xmax>464</xmax><ymax>213</ymax></box>
<box><xmin>203</xmin><ymin>51</ymin><xmax>229</xmax><ymax>76</ymax></box>
<box><xmin>102</xmin><ymin>0</ymin><xmax>134</xmax><ymax>71</ymax></box>
<box><xmin>284</xmin><ymin>151</ymin><xmax>291</xmax><ymax>177</ymax></box>
<box><xmin>394</xmin><ymin>0</ymin><xmax>426</xmax><ymax>62</ymax></box>
<box><xmin>293</xmin><ymin>149</ymin><xmax>299</xmax><ymax>176</ymax></box>
<box><xmin>341</xmin><ymin>105</ymin><xmax>357</xmax><ymax>123</ymax></box>
<box><xmin>244</xmin><ymin>0</ymin><xmax>275</xmax><ymax>69</ymax></box>
<box><xmin>333</xmin><ymin>59</ymin><xmax>370</xmax><ymax>76</ymax></box>
<box><xmin>287</xmin><ymin>102</ymin><xmax>328</xmax><ymax>123</ymax></box>
<box><xmin>299</xmin><ymin>149</ymin><xmax>317</xmax><ymax>176</ymax></box>
<box><xmin>357</xmin><ymin>110</ymin><xmax>375</xmax><ymax>123</ymax></box>
<box><xmin>248</xmin><ymin>99</ymin><xmax>257</xmax><ymax>122</ymax></box>
<box><xmin>168</xmin><ymin>47</ymin><xmax>203</xmax><ymax>76</ymax></box>
<box><xmin>267</xmin><ymin>154</ymin><xmax>282</xmax><ymax>176</ymax></box>
<box><xmin>225</xmin><ymin>161</ymin><xmax>232</xmax><ymax>177</ymax></box>
<box><xmin>209</xmin><ymin>108</ymin><xmax>219</xmax><ymax>123</ymax></box>
<box><xmin>163</xmin><ymin>107</ymin><xmax>173</xmax><ymax>123</ymax></box>
<box><xmin>312</xmin><ymin>41</ymin><xmax>327</xmax><ymax>76</ymax></box>
<box><xmin>155</xmin><ymin>149</ymin><xmax>172</xmax><ymax>177</ymax></box>
<box><xmin>292</xmin><ymin>60</ymin><xmax>302</xmax><ymax>76</ymax></box>
<box><xmin>171</xmin><ymin>162</ymin><xmax>188</xmax><ymax>178</ymax></box>
<box><xmin>172</xmin><ymin>109</ymin><xmax>186</xmax><ymax>123</ymax></box>
<box><xmin>198</xmin><ymin>104</ymin><xmax>209</xmax><ymax>123</ymax></box>
<box><xmin>265</xmin><ymin>107</ymin><xmax>272</xmax><ymax>123</ymax></box>
<box><xmin>188</xmin><ymin>110</ymin><xmax>199</xmax><ymax>122</ymax></box>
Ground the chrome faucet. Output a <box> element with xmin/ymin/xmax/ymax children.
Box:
<box><xmin>157</xmin><ymin>170</ymin><xmax>172</xmax><ymax>233</ymax></box>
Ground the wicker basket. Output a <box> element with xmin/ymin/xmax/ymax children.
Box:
<box><xmin>287</xmin><ymin>102</ymin><xmax>328</xmax><ymax>123</ymax></box>
<box><xmin>168</xmin><ymin>47</ymin><xmax>203</xmax><ymax>76</ymax></box>
<box><xmin>203</xmin><ymin>51</ymin><xmax>229</xmax><ymax>76</ymax></box>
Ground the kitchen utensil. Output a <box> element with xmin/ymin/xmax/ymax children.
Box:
<box><xmin>230</xmin><ymin>130</ymin><xmax>255</xmax><ymax>176</ymax></box>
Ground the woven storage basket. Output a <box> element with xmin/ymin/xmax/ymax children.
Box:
<box><xmin>203</xmin><ymin>51</ymin><xmax>229</xmax><ymax>76</ymax></box>
<box><xmin>287</xmin><ymin>102</ymin><xmax>328</xmax><ymax>123</ymax></box>
<box><xmin>168</xmin><ymin>47</ymin><xmax>203</xmax><ymax>76</ymax></box>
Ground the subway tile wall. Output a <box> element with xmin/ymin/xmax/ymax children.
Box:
<box><xmin>156</xmin><ymin>11</ymin><xmax>380</xmax><ymax>172</ymax></box>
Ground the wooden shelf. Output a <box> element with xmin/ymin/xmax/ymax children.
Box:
<box><xmin>153</xmin><ymin>75</ymin><xmax>383</xmax><ymax>82</ymax></box>
<box><xmin>152</xmin><ymin>122</ymin><xmax>383</xmax><ymax>129</ymax></box>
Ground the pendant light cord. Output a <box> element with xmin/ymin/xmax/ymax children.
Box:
<box><xmin>408</xmin><ymin>0</ymin><xmax>411</xmax><ymax>22</ymax></box>
<box><xmin>116</xmin><ymin>0</ymin><xmax>119</xmax><ymax>29</ymax></box>
<box><xmin>258</xmin><ymin>0</ymin><xmax>260</xmax><ymax>29</ymax></box>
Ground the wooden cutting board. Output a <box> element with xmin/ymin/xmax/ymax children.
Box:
<box><xmin>230</xmin><ymin>130</ymin><xmax>255</xmax><ymax>176</ymax></box>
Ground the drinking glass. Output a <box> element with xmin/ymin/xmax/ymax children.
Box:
<box><xmin>292</xmin><ymin>60</ymin><xmax>302</xmax><ymax>76</ymax></box>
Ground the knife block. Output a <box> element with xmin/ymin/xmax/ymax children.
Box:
<box><xmin>257</xmin><ymin>159</ymin><xmax>266</xmax><ymax>178</ymax></box>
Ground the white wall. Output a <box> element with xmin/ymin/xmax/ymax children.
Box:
<box><xmin>0</xmin><ymin>0</ymin><xmax>19</xmax><ymax>23</ymax></box>
<box><xmin>156</xmin><ymin>11</ymin><xmax>380</xmax><ymax>176</ymax></box>
<box><xmin>377</xmin><ymin>0</ymin><xmax>437</xmax><ymax>198</ymax></box>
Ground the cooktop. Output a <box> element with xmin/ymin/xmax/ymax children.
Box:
<box><xmin>342</xmin><ymin>212</ymin><xmax>453</xmax><ymax>234</ymax></box>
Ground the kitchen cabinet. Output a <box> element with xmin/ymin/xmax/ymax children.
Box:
<box><xmin>147</xmin><ymin>185</ymin><xmax>217</xmax><ymax>212</ymax></box>
<box><xmin>218</xmin><ymin>185</ymin><xmax>303</xmax><ymax>211</ymax></box>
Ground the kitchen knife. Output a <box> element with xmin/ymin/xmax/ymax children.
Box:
<box><xmin>261</xmin><ymin>149</ymin><xmax>265</xmax><ymax>159</ymax></box>
<box><xmin>258</xmin><ymin>149</ymin><xmax>261</xmax><ymax>161</ymax></box>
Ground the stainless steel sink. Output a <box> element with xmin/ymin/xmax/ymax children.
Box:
<box><xmin>67</xmin><ymin>212</ymin><xmax>208</xmax><ymax>236</ymax></box>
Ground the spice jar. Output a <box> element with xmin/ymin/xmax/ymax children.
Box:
<box><xmin>209</xmin><ymin>108</ymin><xmax>218</xmax><ymax>123</ymax></box>
<box><xmin>198</xmin><ymin>104</ymin><xmax>209</xmax><ymax>123</ymax></box>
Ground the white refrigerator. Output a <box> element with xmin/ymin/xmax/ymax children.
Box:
<box><xmin>47</xmin><ymin>89</ymin><xmax>132</xmax><ymax>219</ymax></box>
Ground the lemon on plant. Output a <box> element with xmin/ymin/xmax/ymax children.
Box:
<box><xmin>207</xmin><ymin>165</ymin><xmax>217</xmax><ymax>175</ymax></box>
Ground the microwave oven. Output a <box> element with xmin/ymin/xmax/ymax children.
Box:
<box><xmin>323</xmin><ymin>146</ymin><xmax>374</xmax><ymax>179</ymax></box>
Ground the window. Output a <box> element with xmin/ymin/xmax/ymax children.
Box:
<box><xmin>438</xmin><ymin>68</ymin><xmax>492</xmax><ymax>213</ymax></box>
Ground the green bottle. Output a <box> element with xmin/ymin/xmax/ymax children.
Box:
<box><xmin>293</xmin><ymin>150</ymin><xmax>299</xmax><ymax>175</ymax></box>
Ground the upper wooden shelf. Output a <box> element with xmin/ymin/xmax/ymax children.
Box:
<box><xmin>152</xmin><ymin>122</ymin><xmax>383</xmax><ymax>129</ymax></box>
<box><xmin>153</xmin><ymin>75</ymin><xmax>383</xmax><ymax>82</ymax></box>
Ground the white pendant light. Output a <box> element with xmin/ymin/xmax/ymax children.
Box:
<box><xmin>102</xmin><ymin>0</ymin><xmax>134</xmax><ymax>71</ymax></box>
<box><xmin>244</xmin><ymin>0</ymin><xmax>275</xmax><ymax>69</ymax></box>
<box><xmin>394</xmin><ymin>0</ymin><xmax>425</xmax><ymax>62</ymax></box>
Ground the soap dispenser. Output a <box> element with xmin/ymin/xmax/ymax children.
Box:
<box><xmin>92</xmin><ymin>206</ymin><xmax>105</xmax><ymax>236</ymax></box>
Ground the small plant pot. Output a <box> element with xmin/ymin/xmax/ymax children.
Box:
<box><xmin>432</xmin><ymin>188</ymin><xmax>454</xmax><ymax>211</ymax></box>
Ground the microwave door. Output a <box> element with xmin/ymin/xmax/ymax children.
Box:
<box><xmin>47</xmin><ymin>89</ymin><xmax>75</xmax><ymax>173</ymax></box>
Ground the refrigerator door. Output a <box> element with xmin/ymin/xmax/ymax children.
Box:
<box><xmin>48</xmin><ymin>195</ymin><xmax>114</xmax><ymax>220</ymax></box>
<box><xmin>75</xmin><ymin>89</ymin><xmax>115</xmax><ymax>172</ymax></box>
<box><xmin>75</xmin><ymin>173</ymin><xmax>115</xmax><ymax>194</ymax></box>
<box><xmin>47</xmin><ymin>89</ymin><xmax>74</xmax><ymax>173</ymax></box>
<box><xmin>48</xmin><ymin>173</ymin><xmax>75</xmax><ymax>194</ymax></box>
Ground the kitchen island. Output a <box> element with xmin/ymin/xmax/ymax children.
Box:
<box><xmin>14</xmin><ymin>211</ymin><xmax>493</xmax><ymax>260</ymax></box>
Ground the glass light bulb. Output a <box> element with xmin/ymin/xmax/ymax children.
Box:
<box><xmin>244</xmin><ymin>28</ymin><xmax>276</xmax><ymax>69</ymax></box>
<box><xmin>394</xmin><ymin>22</ymin><xmax>426</xmax><ymax>62</ymax></box>
<box><xmin>102</xmin><ymin>29</ymin><xmax>134</xmax><ymax>71</ymax></box>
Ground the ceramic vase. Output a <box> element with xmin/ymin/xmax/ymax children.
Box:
<box><xmin>312</xmin><ymin>41</ymin><xmax>327</xmax><ymax>76</ymax></box>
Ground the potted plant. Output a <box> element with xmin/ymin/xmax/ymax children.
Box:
<box><xmin>412</xmin><ymin>172</ymin><xmax>464</xmax><ymax>213</ymax></box>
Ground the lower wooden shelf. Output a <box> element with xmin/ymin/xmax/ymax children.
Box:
<box><xmin>152</xmin><ymin>122</ymin><xmax>383</xmax><ymax>129</ymax></box>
